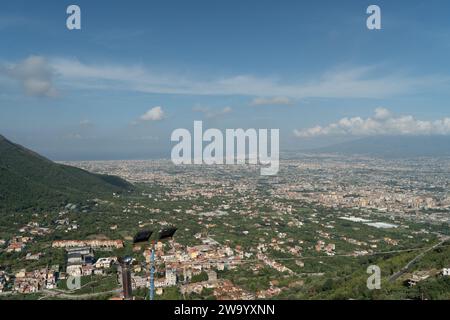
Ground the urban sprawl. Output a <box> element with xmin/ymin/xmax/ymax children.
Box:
<box><xmin>1</xmin><ymin>154</ymin><xmax>449</xmax><ymax>300</ymax></box>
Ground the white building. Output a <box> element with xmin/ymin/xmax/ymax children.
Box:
<box><xmin>165</xmin><ymin>268</ymin><xmax>177</xmax><ymax>286</ymax></box>
<box><xmin>66</xmin><ymin>264</ymin><xmax>82</xmax><ymax>277</ymax></box>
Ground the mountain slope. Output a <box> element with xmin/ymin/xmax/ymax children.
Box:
<box><xmin>0</xmin><ymin>134</ymin><xmax>133</xmax><ymax>211</ymax></box>
<box><xmin>311</xmin><ymin>136</ymin><xmax>450</xmax><ymax>157</ymax></box>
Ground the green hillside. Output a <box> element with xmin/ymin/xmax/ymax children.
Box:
<box><xmin>0</xmin><ymin>134</ymin><xmax>133</xmax><ymax>211</ymax></box>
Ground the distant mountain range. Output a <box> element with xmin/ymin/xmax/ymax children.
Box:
<box><xmin>0</xmin><ymin>134</ymin><xmax>132</xmax><ymax>211</ymax></box>
<box><xmin>310</xmin><ymin>136</ymin><xmax>450</xmax><ymax>157</ymax></box>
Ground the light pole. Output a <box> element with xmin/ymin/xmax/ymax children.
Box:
<box><xmin>118</xmin><ymin>256</ymin><xmax>133</xmax><ymax>300</ymax></box>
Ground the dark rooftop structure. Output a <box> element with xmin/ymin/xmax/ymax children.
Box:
<box><xmin>158</xmin><ymin>227</ymin><xmax>177</xmax><ymax>240</ymax></box>
<box><xmin>133</xmin><ymin>230</ymin><xmax>153</xmax><ymax>244</ymax></box>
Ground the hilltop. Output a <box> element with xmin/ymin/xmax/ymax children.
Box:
<box><xmin>0</xmin><ymin>134</ymin><xmax>133</xmax><ymax>211</ymax></box>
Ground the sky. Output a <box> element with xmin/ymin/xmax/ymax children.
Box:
<box><xmin>1</xmin><ymin>0</ymin><xmax>450</xmax><ymax>160</ymax></box>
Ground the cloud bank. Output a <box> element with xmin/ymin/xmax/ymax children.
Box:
<box><xmin>2</xmin><ymin>56</ymin><xmax>449</xmax><ymax>101</ymax></box>
<box><xmin>294</xmin><ymin>108</ymin><xmax>450</xmax><ymax>138</ymax></box>
<box><xmin>48</xmin><ymin>58</ymin><xmax>448</xmax><ymax>99</ymax></box>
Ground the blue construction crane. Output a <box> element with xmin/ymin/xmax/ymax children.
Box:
<box><xmin>149</xmin><ymin>242</ymin><xmax>155</xmax><ymax>300</ymax></box>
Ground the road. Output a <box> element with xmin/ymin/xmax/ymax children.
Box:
<box><xmin>389</xmin><ymin>237</ymin><xmax>449</xmax><ymax>282</ymax></box>
<box><xmin>40</xmin><ymin>288</ymin><xmax>121</xmax><ymax>300</ymax></box>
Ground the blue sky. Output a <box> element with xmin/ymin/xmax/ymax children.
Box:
<box><xmin>1</xmin><ymin>0</ymin><xmax>450</xmax><ymax>159</ymax></box>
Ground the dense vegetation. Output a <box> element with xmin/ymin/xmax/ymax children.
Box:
<box><xmin>0</xmin><ymin>134</ymin><xmax>133</xmax><ymax>211</ymax></box>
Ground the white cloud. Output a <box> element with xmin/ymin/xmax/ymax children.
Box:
<box><xmin>3</xmin><ymin>56</ymin><xmax>448</xmax><ymax>100</ymax></box>
<box><xmin>2</xmin><ymin>56</ymin><xmax>58</xmax><ymax>97</ymax></box>
<box><xmin>49</xmin><ymin>58</ymin><xmax>449</xmax><ymax>99</ymax></box>
<box><xmin>373</xmin><ymin>107</ymin><xmax>391</xmax><ymax>120</ymax></box>
<box><xmin>193</xmin><ymin>105</ymin><xmax>232</xmax><ymax>118</ymax></box>
<box><xmin>140</xmin><ymin>106</ymin><xmax>164</xmax><ymax>121</ymax></box>
<box><xmin>250</xmin><ymin>96</ymin><xmax>293</xmax><ymax>106</ymax></box>
<box><xmin>294</xmin><ymin>108</ymin><xmax>450</xmax><ymax>138</ymax></box>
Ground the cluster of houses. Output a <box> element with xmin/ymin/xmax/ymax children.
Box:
<box><xmin>124</xmin><ymin>237</ymin><xmax>244</xmax><ymax>297</ymax></box>
<box><xmin>65</xmin><ymin>247</ymin><xmax>117</xmax><ymax>277</ymax></box>
<box><xmin>5</xmin><ymin>236</ymin><xmax>34</xmax><ymax>253</ymax></box>
<box><xmin>53</xmin><ymin>240</ymin><xmax>123</xmax><ymax>279</ymax></box>
<box><xmin>0</xmin><ymin>238</ymin><xmax>123</xmax><ymax>295</ymax></box>
<box><xmin>52</xmin><ymin>239</ymin><xmax>124</xmax><ymax>249</ymax></box>
<box><xmin>256</xmin><ymin>252</ymin><xmax>294</xmax><ymax>274</ymax></box>
<box><xmin>405</xmin><ymin>268</ymin><xmax>450</xmax><ymax>287</ymax></box>
<box><xmin>19</xmin><ymin>222</ymin><xmax>52</xmax><ymax>236</ymax></box>
<box><xmin>0</xmin><ymin>246</ymin><xmax>119</xmax><ymax>294</ymax></box>
<box><xmin>315</xmin><ymin>240</ymin><xmax>336</xmax><ymax>256</ymax></box>
<box><xmin>213</xmin><ymin>280</ymin><xmax>255</xmax><ymax>300</ymax></box>
<box><xmin>13</xmin><ymin>266</ymin><xmax>59</xmax><ymax>294</ymax></box>
<box><xmin>2</xmin><ymin>223</ymin><xmax>52</xmax><ymax>254</ymax></box>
